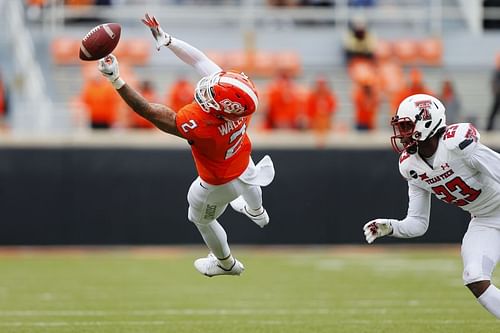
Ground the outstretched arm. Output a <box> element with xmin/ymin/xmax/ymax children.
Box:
<box><xmin>363</xmin><ymin>183</ymin><xmax>430</xmax><ymax>243</ymax></box>
<box><xmin>142</xmin><ymin>14</ymin><xmax>222</xmax><ymax>77</ymax></box>
<box><xmin>98</xmin><ymin>55</ymin><xmax>182</xmax><ymax>138</ymax></box>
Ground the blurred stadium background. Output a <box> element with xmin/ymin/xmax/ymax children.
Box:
<box><xmin>1</xmin><ymin>1</ymin><xmax>500</xmax><ymax>332</ymax></box>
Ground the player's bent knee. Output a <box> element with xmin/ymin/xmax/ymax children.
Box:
<box><xmin>463</xmin><ymin>262</ymin><xmax>492</xmax><ymax>286</ymax></box>
<box><xmin>466</xmin><ymin>280</ymin><xmax>491</xmax><ymax>298</ymax></box>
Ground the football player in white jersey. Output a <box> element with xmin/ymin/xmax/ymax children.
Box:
<box><xmin>363</xmin><ymin>94</ymin><xmax>500</xmax><ymax>319</ymax></box>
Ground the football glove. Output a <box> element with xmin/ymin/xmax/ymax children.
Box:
<box><xmin>142</xmin><ymin>13</ymin><xmax>172</xmax><ymax>51</ymax></box>
<box><xmin>97</xmin><ymin>54</ymin><xmax>125</xmax><ymax>89</ymax></box>
<box><xmin>363</xmin><ymin>219</ymin><xmax>395</xmax><ymax>244</ymax></box>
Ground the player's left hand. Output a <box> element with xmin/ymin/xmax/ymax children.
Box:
<box><xmin>141</xmin><ymin>13</ymin><xmax>172</xmax><ymax>51</ymax></box>
<box><xmin>363</xmin><ymin>219</ymin><xmax>394</xmax><ymax>244</ymax></box>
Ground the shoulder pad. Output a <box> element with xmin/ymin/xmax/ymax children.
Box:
<box><xmin>398</xmin><ymin>151</ymin><xmax>413</xmax><ymax>180</ymax></box>
<box><xmin>442</xmin><ymin>123</ymin><xmax>480</xmax><ymax>152</ymax></box>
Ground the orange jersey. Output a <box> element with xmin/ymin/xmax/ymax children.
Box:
<box><xmin>175</xmin><ymin>102</ymin><xmax>252</xmax><ymax>185</ymax></box>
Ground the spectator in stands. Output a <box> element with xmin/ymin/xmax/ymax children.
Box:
<box><xmin>168</xmin><ymin>77</ymin><xmax>194</xmax><ymax>112</ymax></box>
<box><xmin>80</xmin><ymin>72</ymin><xmax>120</xmax><ymax>129</ymax></box>
<box><xmin>349</xmin><ymin>0</ymin><xmax>376</xmax><ymax>6</ymax></box>
<box><xmin>129</xmin><ymin>80</ymin><xmax>157</xmax><ymax>129</ymax></box>
<box><xmin>342</xmin><ymin>16</ymin><xmax>377</xmax><ymax>65</ymax></box>
<box><xmin>306</xmin><ymin>76</ymin><xmax>338</xmax><ymax>146</ymax></box>
<box><xmin>26</xmin><ymin>0</ymin><xmax>47</xmax><ymax>22</ymax></box>
<box><xmin>0</xmin><ymin>69</ymin><xmax>9</xmax><ymax>129</ymax></box>
<box><xmin>439</xmin><ymin>79</ymin><xmax>461</xmax><ymax>125</ymax></box>
<box><xmin>264</xmin><ymin>70</ymin><xmax>303</xmax><ymax>129</ymax></box>
<box><xmin>352</xmin><ymin>72</ymin><xmax>380</xmax><ymax>131</ymax></box>
<box><xmin>486</xmin><ymin>54</ymin><xmax>500</xmax><ymax>131</ymax></box>
<box><xmin>391</xmin><ymin>67</ymin><xmax>433</xmax><ymax>112</ymax></box>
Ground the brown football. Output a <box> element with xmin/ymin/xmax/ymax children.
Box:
<box><xmin>79</xmin><ymin>23</ymin><xmax>121</xmax><ymax>61</ymax></box>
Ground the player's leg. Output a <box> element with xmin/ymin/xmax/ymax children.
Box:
<box><xmin>461</xmin><ymin>222</ymin><xmax>500</xmax><ymax>318</ymax></box>
<box><xmin>187</xmin><ymin>178</ymin><xmax>243</xmax><ymax>276</ymax></box>
<box><xmin>230</xmin><ymin>182</ymin><xmax>269</xmax><ymax>228</ymax></box>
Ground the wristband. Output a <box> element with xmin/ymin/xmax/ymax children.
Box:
<box><xmin>112</xmin><ymin>77</ymin><xmax>125</xmax><ymax>90</ymax></box>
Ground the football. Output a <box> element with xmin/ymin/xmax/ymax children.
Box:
<box><xmin>79</xmin><ymin>23</ymin><xmax>121</xmax><ymax>61</ymax></box>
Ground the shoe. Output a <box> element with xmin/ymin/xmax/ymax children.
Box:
<box><xmin>230</xmin><ymin>196</ymin><xmax>270</xmax><ymax>228</ymax></box>
<box><xmin>194</xmin><ymin>253</ymin><xmax>245</xmax><ymax>277</ymax></box>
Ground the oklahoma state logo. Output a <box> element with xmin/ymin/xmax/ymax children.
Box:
<box><xmin>220</xmin><ymin>99</ymin><xmax>245</xmax><ymax>115</ymax></box>
<box><xmin>415</xmin><ymin>100</ymin><xmax>432</xmax><ymax>120</ymax></box>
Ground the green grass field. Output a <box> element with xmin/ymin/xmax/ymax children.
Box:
<box><xmin>0</xmin><ymin>245</ymin><xmax>498</xmax><ymax>333</ymax></box>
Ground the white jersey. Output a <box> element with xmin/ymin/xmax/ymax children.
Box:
<box><xmin>393</xmin><ymin>123</ymin><xmax>500</xmax><ymax>237</ymax></box>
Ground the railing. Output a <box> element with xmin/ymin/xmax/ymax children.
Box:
<box><xmin>36</xmin><ymin>0</ymin><xmax>469</xmax><ymax>35</ymax></box>
<box><xmin>2</xmin><ymin>0</ymin><xmax>55</xmax><ymax>134</ymax></box>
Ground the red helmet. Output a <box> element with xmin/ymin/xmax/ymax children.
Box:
<box><xmin>194</xmin><ymin>71</ymin><xmax>259</xmax><ymax>120</ymax></box>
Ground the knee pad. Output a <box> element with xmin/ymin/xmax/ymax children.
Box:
<box><xmin>188</xmin><ymin>206</ymin><xmax>201</xmax><ymax>225</ymax></box>
<box><xmin>463</xmin><ymin>256</ymin><xmax>495</xmax><ymax>285</ymax></box>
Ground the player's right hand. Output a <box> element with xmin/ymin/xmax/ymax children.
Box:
<box><xmin>97</xmin><ymin>54</ymin><xmax>120</xmax><ymax>82</ymax></box>
<box><xmin>363</xmin><ymin>219</ymin><xmax>394</xmax><ymax>244</ymax></box>
<box><xmin>142</xmin><ymin>13</ymin><xmax>172</xmax><ymax>51</ymax></box>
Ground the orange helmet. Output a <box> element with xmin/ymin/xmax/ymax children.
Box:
<box><xmin>194</xmin><ymin>71</ymin><xmax>259</xmax><ymax>120</ymax></box>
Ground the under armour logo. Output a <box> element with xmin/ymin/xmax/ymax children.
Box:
<box><xmin>441</xmin><ymin>163</ymin><xmax>450</xmax><ymax>170</ymax></box>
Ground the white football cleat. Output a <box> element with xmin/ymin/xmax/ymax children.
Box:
<box><xmin>194</xmin><ymin>253</ymin><xmax>245</xmax><ymax>277</ymax></box>
<box><xmin>230</xmin><ymin>196</ymin><xmax>270</xmax><ymax>228</ymax></box>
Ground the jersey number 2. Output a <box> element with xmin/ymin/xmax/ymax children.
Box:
<box><xmin>432</xmin><ymin>176</ymin><xmax>481</xmax><ymax>206</ymax></box>
<box><xmin>225</xmin><ymin>124</ymin><xmax>246</xmax><ymax>159</ymax></box>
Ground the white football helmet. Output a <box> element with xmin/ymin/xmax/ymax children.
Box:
<box><xmin>391</xmin><ymin>94</ymin><xmax>446</xmax><ymax>154</ymax></box>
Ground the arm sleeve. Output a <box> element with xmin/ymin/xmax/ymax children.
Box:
<box><xmin>391</xmin><ymin>183</ymin><xmax>431</xmax><ymax>238</ymax></box>
<box><xmin>167</xmin><ymin>38</ymin><xmax>222</xmax><ymax>77</ymax></box>
<box><xmin>468</xmin><ymin>143</ymin><xmax>500</xmax><ymax>183</ymax></box>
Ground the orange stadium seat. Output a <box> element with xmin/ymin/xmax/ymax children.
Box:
<box><xmin>393</xmin><ymin>39</ymin><xmax>418</xmax><ymax>65</ymax></box>
<box><xmin>274</xmin><ymin>51</ymin><xmax>302</xmax><ymax>77</ymax></box>
<box><xmin>374</xmin><ymin>40</ymin><xmax>392</xmax><ymax>63</ymax></box>
<box><xmin>348</xmin><ymin>58</ymin><xmax>376</xmax><ymax>83</ymax></box>
<box><xmin>52</xmin><ymin>37</ymin><xmax>80</xmax><ymax>65</ymax></box>
<box><xmin>253</xmin><ymin>51</ymin><xmax>275</xmax><ymax>77</ymax></box>
<box><xmin>418</xmin><ymin>38</ymin><xmax>443</xmax><ymax>66</ymax></box>
<box><xmin>205</xmin><ymin>50</ymin><xmax>226</xmax><ymax>69</ymax></box>
<box><xmin>377</xmin><ymin>61</ymin><xmax>404</xmax><ymax>101</ymax></box>
<box><xmin>225</xmin><ymin>51</ymin><xmax>247</xmax><ymax>72</ymax></box>
<box><xmin>121</xmin><ymin>39</ymin><xmax>151</xmax><ymax>65</ymax></box>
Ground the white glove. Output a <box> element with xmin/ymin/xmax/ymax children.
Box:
<box><xmin>97</xmin><ymin>54</ymin><xmax>125</xmax><ymax>89</ymax></box>
<box><xmin>141</xmin><ymin>13</ymin><xmax>172</xmax><ymax>51</ymax></box>
<box><xmin>363</xmin><ymin>219</ymin><xmax>395</xmax><ymax>244</ymax></box>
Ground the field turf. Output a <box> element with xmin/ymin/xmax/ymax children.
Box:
<box><xmin>0</xmin><ymin>245</ymin><xmax>498</xmax><ymax>333</ymax></box>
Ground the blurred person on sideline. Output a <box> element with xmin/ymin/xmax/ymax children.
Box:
<box><xmin>264</xmin><ymin>70</ymin><xmax>303</xmax><ymax>129</ymax></box>
<box><xmin>129</xmin><ymin>80</ymin><xmax>157</xmax><ymax>129</ymax></box>
<box><xmin>439</xmin><ymin>79</ymin><xmax>461</xmax><ymax>125</ymax></box>
<box><xmin>97</xmin><ymin>14</ymin><xmax>275</xmax><ymax>277</ymax></box>
<box><xmin>391</xmin><ymin>67</ymin><xmax>433</xmax><ymax>112</ymax></box>
<box><xmin>486</xmin><ymin>54</ymin><xmax>500</xmax><ymax>131</ymax></box>
<box><xmin>80</xmin><ymin>71</ymin><xmax>120</xmax><ymax>129</ymax></box>
<box><xmin>342</xmin><ymin>16</ymin><xmax>377</xmax><ymax>65</ymax></box>
<box><xmin>363</xmin><ymin>93</ymin><xmax>500</xmax><ymax>320</ymax></box>
<box><xmin>306</xmin><ymin>76</ymin><xmax>338</xmax><ymax>147</ymax></box>
<box><xmin>168</xmin><ymin>76</ymin><xmax>194</xmax><ymax>112</ymax></box>
<box><xmin>352</xmin><ymin>73</ymin><xmax>380</xmax><ymax>131</ymax></box>
<box><xmin>0</xmin><ymin>69</ymin><xmax>9</xmax><ymax>130</ymax></box>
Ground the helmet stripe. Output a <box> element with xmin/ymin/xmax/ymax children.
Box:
<box><xmin>219</xmin><ymin>77</ymin><xmax>259</xmax><ymax>109</ymax></box>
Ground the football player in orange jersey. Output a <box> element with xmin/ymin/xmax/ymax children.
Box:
<box><xmin>97</xmin><ymin>14</ymin><xmax>275</xmax><ymax>277</ymax></box>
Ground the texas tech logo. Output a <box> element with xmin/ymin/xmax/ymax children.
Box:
<box><xmin>220</xmin><ymin>99</ymin><xmax>245</xmax><ymax>115</ymax></box>
<box><xmin>415</xmin><ymin>100</ymin><xmax>432</xmax><ymax>120</ymax></box>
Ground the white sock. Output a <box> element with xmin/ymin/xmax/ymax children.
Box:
<box><xmin>246</xmin><ymin>206</ymin><xmax>264</xmax><ymax>216</ymax></box>
<box><xmin>478</xmin><ymin>284</ymin><xmax>500</xmax><ymax>318</ymax></box>
<box><xmin>217</xmin><ymin>254</ymin><xmax>235</xmax><ymax>270</ymax></box>
<box><xmin>195</xmin><ymin>220</ymin><xmax>231</xmax><ymax>262</ymax></box>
